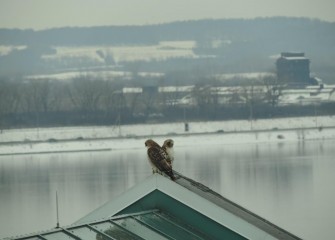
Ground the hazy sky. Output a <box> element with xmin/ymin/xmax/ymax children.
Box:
<box><xmin>0</xmin><ymin>0</ymin><xmax>334</xmax><ymax>30</ymax></box>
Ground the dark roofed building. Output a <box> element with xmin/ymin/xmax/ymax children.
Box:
<box><xmin>276</xmin><ymin>52</ymin><xmax>317</xmax><ymax>87</ymax></box>
<box><xmin>8</xmin><ymin>172</ymin><xmax>302</xmax><ymax>240</ymax></box>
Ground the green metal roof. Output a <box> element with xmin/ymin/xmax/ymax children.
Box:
<box><xmin>6</xmin><ymin>172</ymin><xmax>302</xmax><ymax>240</ymax></box>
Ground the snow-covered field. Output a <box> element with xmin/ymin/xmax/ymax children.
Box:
<box><xmin>42</xmin><ymin>41</ymin><xmax>197</xmax><ymax>63</ymax></box>
<box><xmin>0</xmin><ymin>116</ymin><xmax>334</xmax><ymax>155</ymax></box>
<box><xmin>27</xmin><ymin>70</ymin><xmax>164</xmax><ymax>81</ymax></box>
<box><xmin>0</xmin><ymin>45</ymin><xmax>26</xmax><ymax>56</ymax></box>
<box><xmin>26</xmin><ymin>41</ymin><xmax>199</xmax><ymax>80</ymax></box>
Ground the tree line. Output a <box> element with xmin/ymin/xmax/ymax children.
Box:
<box><xmin>1</xmin><ymin>76</ymin><xmax>334</xmax><ymax>129</ymax></box>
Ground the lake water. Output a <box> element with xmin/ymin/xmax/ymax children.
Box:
<box><xmin>0</xmin><ymin>139</ymin><xmax>335</xmax><ymax>239</ymax></box>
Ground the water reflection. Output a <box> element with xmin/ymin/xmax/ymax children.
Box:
<box><xmin>173</xmin><ymin>140</ymin><xmax>335</xmax><ymax>240</ymax></box>
<box><xmin>176</xmin><ymin>142</ymin><xmax>314</xmax><ymax>200</ymax></box>
<box><xmin>0</xmin><ymin>150</ymin><xmax>151</xmax><ymax>238</ymax></box>
<box><xmin>0</xmin><ymin>140</ymin><xmax>335</xmax><ymax>239</ymax></box>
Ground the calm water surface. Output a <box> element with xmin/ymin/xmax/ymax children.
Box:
<box><xmin>0</xmin><ymin>139</ymin><xmax>335</xmax><ymax>239</ymax></box>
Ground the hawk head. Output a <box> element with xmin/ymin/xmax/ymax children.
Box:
<box><xmin>163</xmin><ymin>139</ymin><xmax>174</xmax><ymax>148</ymax></box>
<box><xmin>145</xmin><ymin>139</ymin><xmax>160</xmax><ymax>148</ymax></box>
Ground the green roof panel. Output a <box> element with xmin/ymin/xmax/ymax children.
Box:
<box><xmin>136</xmin><ymin>212</ymin><xmax>207</xmax><ymax>240</ymax></box>
<box><xmin>117</xmin><ymin>190</ymin><xmax>246</xmax><ymax>240</ymax></box>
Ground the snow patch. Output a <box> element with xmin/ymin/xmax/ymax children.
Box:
<box><xmin>0</xmin><ymin>116</ymin><xmax>334</xmax><ymax>155</ymax></box>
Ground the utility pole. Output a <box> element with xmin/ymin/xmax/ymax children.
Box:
<box><xmin>56</xmin><ymin>191</ymin><xmax>60</xmax><ymax>228</ymax></box>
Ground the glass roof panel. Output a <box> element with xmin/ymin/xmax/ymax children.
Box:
<box><xmin>66</xmin><ymin>226</ymin><xmax>101</xmax><ymax>240</ymax></box>
<box><xmin>135</xmin><ymin>212</ymin><xmax>205</xmax><ymax>240</ymax></box>
<box><xmin>42</xmin><ymin>231</ymin><xmax>75</xmax><ymax>240</ymax></box>
<box><xmin>92</xmin><ymin>222</ymin><xmax>141</xmax><ymax>240</ymax></box>
<box><xmin>161</xmin><ymin>212</ymin><xmax>211</xmax><ymax>238</ymax></box>
<box><xmin>113</xmin><ymin>217</ymin><xmax>168</xmax><ymax>240</ymax></box>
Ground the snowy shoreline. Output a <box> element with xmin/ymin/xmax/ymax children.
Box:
<box><xmin>0</xmin><ymin>116</ymin><xmax>335</xmax><ymax>155</ymax></box>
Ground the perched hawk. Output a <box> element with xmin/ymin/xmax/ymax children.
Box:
<box><xmin>145</xmin><ymin>139</ymin><xmax>176</xmax><ymax>180</ymax></box>
<box><xmin>162</xmin><ymin>139</ymin><xmax>174</xmax><ymax>167</ymax></box>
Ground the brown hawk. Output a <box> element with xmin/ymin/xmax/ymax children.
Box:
<box><xmin>145</xmin><ymin>139</ymin><xmax>176</xmax><ymax>180</ymax></box>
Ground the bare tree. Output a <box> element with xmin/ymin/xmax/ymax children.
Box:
<box><xmin>191</xmin><ymin>84</ymin><xmax>216</xmax><ymax>118</ymax></box>
<box><xmin>263</xmin><ymin>75</ymin><xmax>283</xmax><ymax>108</ymax></box>
<box><xmin>140</xmin><ymin>91</ymin><xmax>160</xmax><ymax>117</ymax></box>
<box><xmin>0</xmin><ymin>79</ymin><xmax>21</xmax><ymax>114</ymax></box>
<box><xmin>124</xmin><ymin>91</ymin><xmax>141</xmax><ymax>117</ymax></box>
<box><xmin>0</xmin><ymin>79</ymin><xmax>22</xmax><ymax>129</ymax></box>
<box><xmin>19</xmin><ymin>79</ymin><xmax>52</xmax><ymax>114</ymax></box>
<box><xmin>100</xmin><ymin>82</ymin><xmax>127</xmax><ymax>117</ymax></box>
<box><xmin>67</xmin><ymin>75</ymin><xmax>105</xmax><ymax>113</ymax></box>
<box><xmin>240</xmin><ymin>80</ymin><xmax>265</xmax><ymax>121</ymax></box>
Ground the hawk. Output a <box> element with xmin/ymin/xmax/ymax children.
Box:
<box><xmin>162</xmin><ymin>139</ymin><xmax>174</xmax><ymax>167</ymax></box>
<box><xmin>145</xmin><ymin>139</ymin><xmax>176</xmax><ymax>180</ymax></box>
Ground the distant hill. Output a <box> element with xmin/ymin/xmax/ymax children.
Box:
<box><xmin>0</xmin><ymin>17</ymin><xmax>334</xmax><ymax>82</ymax></box>
<box><xmin>1</xmin><ymin>17</ymin><xmax>334</xmax><ymax>46</ymax></box>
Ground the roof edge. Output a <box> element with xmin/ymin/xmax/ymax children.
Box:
<box><xmin>172</xmin><ymin>171</ymin><xmax>302</xmax><ymax>240</ymax></box>
<box><xmin>74</xmin><ymin>174</ymin><xmax>159</xmax><ymax>224</ymax></box>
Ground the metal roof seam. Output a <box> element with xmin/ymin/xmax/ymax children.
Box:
<box><xmin>85</xmin><ymin>224</ymin><xmax>117</xmax><ymax>240</ymax></box>
<box><xmin>131</xmin><ymin>216</ymin><xmax>176</xmax><ymax>240</ymax></box>
<box><xmin>108</xmin><ymin>220</ymin><xmax>145</xmax><ymax>240</ymax></box>
<box><xmin>152</xmin><ymin>212</ymin><xmax>207</xmax><ymax>240</ymax></box>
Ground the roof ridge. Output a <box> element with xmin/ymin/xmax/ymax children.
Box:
<box><xmin>172</xmin><ymin>170</ymin><xmax>302</xmax><ymax>240</ymax></box>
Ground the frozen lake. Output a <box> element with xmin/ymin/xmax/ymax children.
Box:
<box><xmin>0</xmin><ymin>138</ymin><xmax>335</xmax><ymax>239</ymax></box>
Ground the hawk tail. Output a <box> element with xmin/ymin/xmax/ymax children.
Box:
<box><xmin>166</xmin><ymin>170</ymin><xmax>176</xmax><ymax>181</ymax></box>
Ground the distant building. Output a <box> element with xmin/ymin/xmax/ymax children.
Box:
<box><xmin>276</xmin><ymin>52</ymin><xmax>318</xmax><ymax>87</ymax></box>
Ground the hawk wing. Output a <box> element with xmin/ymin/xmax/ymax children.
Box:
<box><xmin>147</xmin><ymin>146</ymin><xmax>175</xmax><ymax>180</ymax></box>
<box><xmin>148</xmin><ymin>146</ymin><xmax>171</xmax><ymax>171</ymax></box>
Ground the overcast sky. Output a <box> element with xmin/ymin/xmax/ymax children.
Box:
<box><xmin>0</xmin><ymin>0</ymin><xmax>334</xmax><ymax>30</ymax></box>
